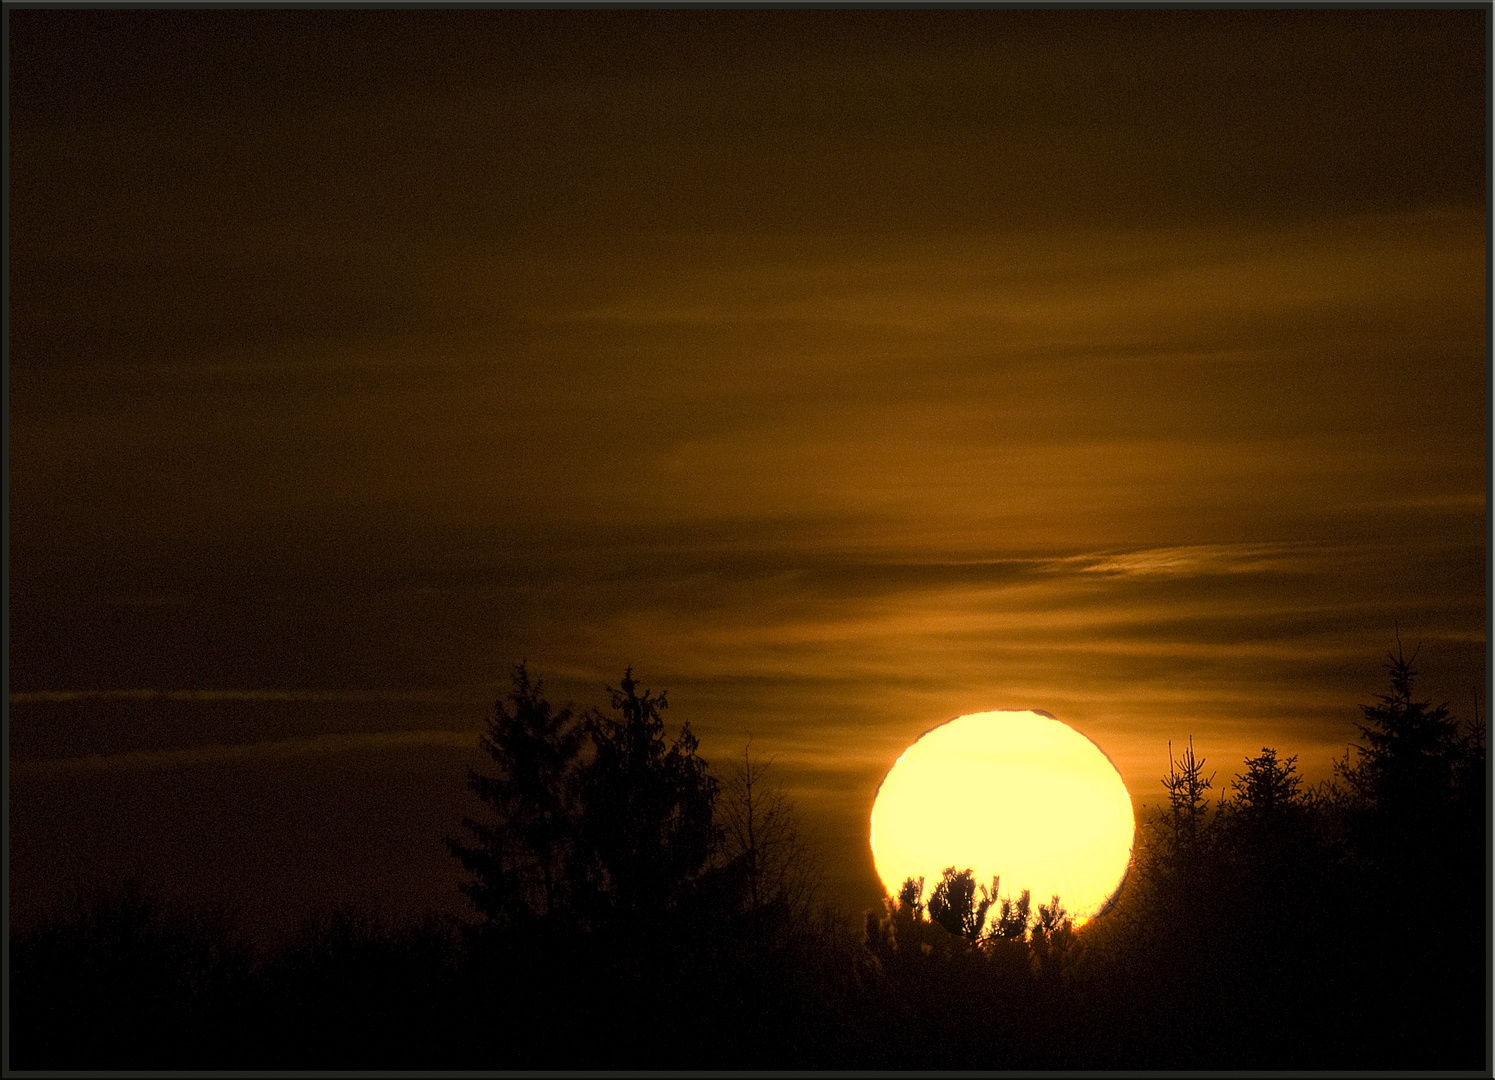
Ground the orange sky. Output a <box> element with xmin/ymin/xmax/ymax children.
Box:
<box><xmin>9</xmin><ymin>9</ymin><xmax>1486</xmax><ymax>933</ymax></box>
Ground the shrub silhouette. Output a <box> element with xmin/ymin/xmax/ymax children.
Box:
<box><xmin>927</xmin><ymin>866</ymin><xmax>996</xmax><ymax>939</ymax></box>
<box><xmin>8</xmin><ymin>882</ymin><xmax>253</xmax><ymax>1069</ymax></box>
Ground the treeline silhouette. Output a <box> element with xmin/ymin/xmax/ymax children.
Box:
<box><xmin>10</xmin><ymin>647</ymin><xmax>1487</xmax><ymax>1069</ymax></box>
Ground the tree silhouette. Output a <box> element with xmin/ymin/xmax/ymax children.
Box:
<box><xmin>1337</xmin><ymin>637</ymin><xmax>1463</xmax><ymax>833</ymax></box>
<box><xmin>897</xmin><ymin>875</ymin><xmax>925</xmax><ymax>918</ymax></box>
<box><xmin>1218</xmin><ymin>746</ymin><xmax>1316</xmax><ymax>868</ymax></box>
<box><xmin>1326</xmin><ymin>638</ymin><xmax>1486</xmax><ymax>1065</ymax></box>
<box><xmin>1230</xmin><ymin>746</ymin><xmax>1301</xmax><ymax>820</ymax></box>
<box><xmin>8</xmin><ymin>882</ymin><xmax>254</xmax><ymax>1068</ymax></box>
<box><xmin>927</xmin><ymin>867</ymin><xmax>995</xmax><ymax>940</ymax></box>
<box><xmin>12</xmin><ymin>648</ymin><xmax>1486</xmax><ymax>1070</ymax></box>
<box><xmin>1031</xmin><ymin>894</ymin><xmax>1069</xmax><ymax>936</ymax></box>
<box><xmin>573</xmin><ymin>669</ymin><xmax>719</xmax><ymax>929</ymax></box>
<box><xmin>1027</xmin><ymin>894</ymin><xmax>1076</xmax><ymax>985</ymax></box>
<box><xmin>1160</xmin><ymin>737</ymin><xmax>1215</xmax><ymax>863</ymax></box>
<box><xmin>990</xmin><ymin>887</ymin><xmax>1033</xmax><ymax>940</ymax></box>
<box><xmin>715</xmin><ymin>738</ymin><xmax>820</xmax><ymax>923</ymax></box>
<box><xmin>448</xmin><ymin>664</ymin><xmax>720</xmax><ymax>938</ymax></box>
<box><xmin>447</xmin><ymin>663</ymin><xmax>585</xmax><ymax>925</ymax></box>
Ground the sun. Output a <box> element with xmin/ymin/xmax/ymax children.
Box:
<box><xmin>870</xmin><ymin>710</ymin><xmax>1135</xmax><ymax>927</ymax></box>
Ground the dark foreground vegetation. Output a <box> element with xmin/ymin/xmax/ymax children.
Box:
<box><xmin>10</xmin><ymin>647</ymin><xmax>1487</xmax><ymax>1069</ymax></box>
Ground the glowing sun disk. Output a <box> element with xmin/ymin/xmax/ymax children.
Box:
<box><xmin>870</xmin><ymin>710</ymin><xmax>1135</xmax><ymax>926</ymax></box>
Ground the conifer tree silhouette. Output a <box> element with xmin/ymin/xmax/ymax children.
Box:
<box><xmin>447</xmin><ymin>663</ymin><xmax>585</xmax><ymax>925</ymax></box>
<box><xmin>1230</xmin><ymin>747</ymin><xmax>1302</xmax><ymax>820</ymax></box>
<box><xmin>1337</xmin><ymin>636</ymin><xmax>1463</xmax><ymax>832</ymax></box>
<box><xmin>1220</xmin><ymin>746</ymin><xmax>1311</xmax><ymax>877</ymax></box>
<box><xmin>1161</xmin><ymin>737</ymin><xmax>1215</xmax><ymax>863</ymax></box>
<box><xmin>574</xmin><ymin>669</ymin><xmax>719</xmax><ymax>929</ymax></box>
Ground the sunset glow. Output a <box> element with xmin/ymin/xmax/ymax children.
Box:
<box><xmin>9</xmin><ymin>5</ymin><xmax>1482</xmax><ymax>961</ymax></box>
<box><xmin>870</xmin><ymin>710</ymin><xmax>1135</xmax><ymax>925</ymax></box>
<box><xmin>7</xmin><ymin>9</ymin><xmax>1486</xmax><ymax>1069</ymax></box>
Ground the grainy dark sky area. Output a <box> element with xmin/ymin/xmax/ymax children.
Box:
<box><xmin>8</xmin><ymin>8</ymin><xmax>1486</xmax><ymax>936</ymax></box>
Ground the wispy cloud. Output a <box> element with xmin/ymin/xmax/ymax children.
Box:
<box><xmin>9</xmin><ymin>728</ymin><xmax>479</xmax><ymax>776</ymax></box>
<box><xmin>9</xmin><ymin>689</ymin><xmax>476</xmax><ymax>705</ymax></box>
<box><xmin>1050</xmin><ymin>543</ymin><xmax>1319</xmax><ymax>578</ymax></box>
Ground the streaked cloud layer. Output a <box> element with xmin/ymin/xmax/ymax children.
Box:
<box><xmin>9</xmin><ymin>729</ymin><xmax>478</xmax><ymax>777</ymax></box>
